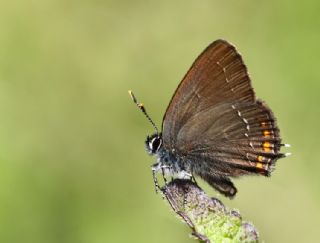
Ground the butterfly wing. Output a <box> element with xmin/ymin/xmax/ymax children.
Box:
<box><xmin>176</xmin><ymin>100</ymin><xmax>284</xmax><ymax>177</ymax></box>
<box><xmin>161</xmin><ymin>40</ymin><xmax>284</xmax><ymax>196</ymax></box>
<box><xmin>162</xmin><ymin>39</ymin><xmax>255</xmax><ymax>149</ymax></box>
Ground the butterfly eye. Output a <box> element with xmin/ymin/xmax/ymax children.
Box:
<box><xmin>150</xmin><ymin>136</ymin><xmax>162</xmax><ymax>153</ymax></box>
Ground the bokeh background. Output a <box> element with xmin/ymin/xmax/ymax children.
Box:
<box><xmin>0</xmin><ymin>0</ymin><xmax>319</xmax><ymax>242</ymax></box>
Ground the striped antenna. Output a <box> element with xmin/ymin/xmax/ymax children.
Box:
<box><xmin>128</xmin><ymin>90</ymin><xmax>159</xmax><ymax>134</ymax></box>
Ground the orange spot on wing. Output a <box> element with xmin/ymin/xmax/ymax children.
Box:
<box><xmin>256</xmin><ymin>162</ymin><xmax>263</xmax><ymax>169</ymax></box>
<box><xmin>263</xmin><ymin>142</ymin><xmax>272</xmax><ymax>152</ymax></box>
<box><xmin>258</xmin><ymin>155</ymin><xmax>264</xmax><ymax>162</ymax></box>
<box><xmin>263</xmin><ymin>130</ymin><xmax>271</xmax><ymax>137</ymax></box>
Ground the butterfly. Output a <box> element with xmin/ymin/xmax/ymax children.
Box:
<box><xmin>129</xmin><ymin>39</ymin><xmax>290</xmax><ymax>198</ymax></box>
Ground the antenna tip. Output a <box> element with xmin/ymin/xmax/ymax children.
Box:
<box><xmin>128</xmin><ymin>90</ymin><xmax>136</xmax><ymax>102</ymax></box>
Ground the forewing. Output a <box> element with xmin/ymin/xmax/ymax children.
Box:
<box><xmin>162</xmin><ymin>40</ymin><xmax>254</xmax><ymax>149</ymax></box>
<box><xmin>177</xmin><ymin>101</ymin><xmax>284</xmax><ymax>176</ymax></box>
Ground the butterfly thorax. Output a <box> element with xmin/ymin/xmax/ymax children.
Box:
<box><xmin>146</xmin><ymin>133</ymin><xmax>191</xmax><ymax>177</ymax></box>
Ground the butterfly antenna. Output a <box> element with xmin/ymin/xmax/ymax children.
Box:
<box><xmin>128</xmin><ymin>90</ymin><xmax>159</xmax><ymax>134</ymax></box>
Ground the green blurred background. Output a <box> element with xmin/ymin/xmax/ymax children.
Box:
<box><xmin>0</xmin><ymin>0</ymin><xmax>319</xmax><ymax>242</ymax></box>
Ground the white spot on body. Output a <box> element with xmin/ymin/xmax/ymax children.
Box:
<box><xmin>177</xmin><ymin>170</ymin><xmax>192</xmax><ymax>180</ymax></box>
<box><xmin>152</xmin><ymin>163</ymin><xmax>172</xmax><ymax>175</ymax></box>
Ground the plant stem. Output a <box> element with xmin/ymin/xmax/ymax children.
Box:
<box><xmin>161</xmin><ymin>179</ymin><xmax>259</xmax><ymax>243</ymax></box>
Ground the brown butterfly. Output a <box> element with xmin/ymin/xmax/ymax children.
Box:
<box><xmin>129</xmin><ymin>39</ymin><xmax>290</xmax><ymax>198</ymax></box>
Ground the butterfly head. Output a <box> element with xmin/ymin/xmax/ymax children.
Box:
<box><xmin>145</xmin><ymin>133</ymin><xmax>162</xmax><ymax>154</ymax></box>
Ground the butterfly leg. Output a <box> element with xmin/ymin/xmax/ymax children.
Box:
<box><xmin>152</xmin><ymin>169</ymin><xmax>161</xmax><ymax>193</ymax></box>
<box><xmin>161</xmin><ymin>167</ymin><xmax>168</xmax><ymax>185</ymax></box>
<box><xmin>202</xmin><ymin>174</ymin><xmax>237</xmax><ymax>199</ymax></box>
<box><xmin>151</xmin><ymin>163</ymin><xmax>162</xmax><ymax>193</ymax></box>
<box><xmin>152</xmin><ymin>163</ymin><xmax>171</xmax><ymax>193</ymax></box>
<box><xmin>191</xmin><ymin>174</ymin><xmax>198</xmax><ymax>186</ymax></box>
